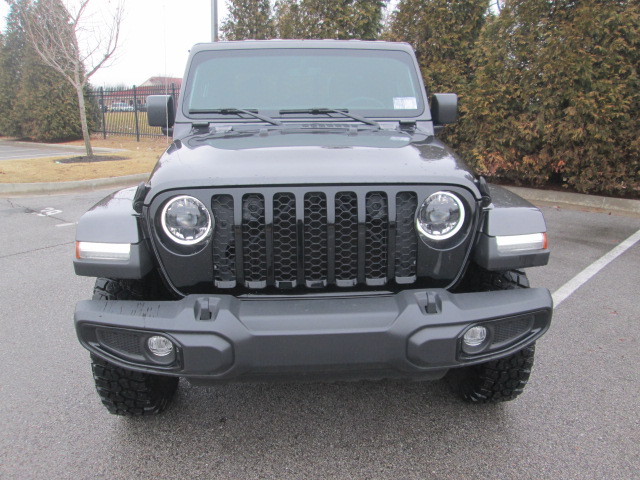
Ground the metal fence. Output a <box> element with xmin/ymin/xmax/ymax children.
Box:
<box><xmin>87</xmin><ymin>84</ymin><xmax>180</xmax><ymax>140</ymax></box>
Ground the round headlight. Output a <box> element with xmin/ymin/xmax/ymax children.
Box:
<box><xmin>161</xmin><ymin>195</ymin><xmax>212</xmax><ymax>245</ymax></box>
<box><xmin>416</xmin><ymin>191</ymin><xmax>465</xmax><ymax>240</ymax></box>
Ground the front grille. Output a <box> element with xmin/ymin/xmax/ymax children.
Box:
<box><xmin>209</xmin><ymin>188</ymin><xmax>419</xmax><ymax>290</ymax></box>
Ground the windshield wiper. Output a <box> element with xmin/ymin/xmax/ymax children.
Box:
<box><xmin>279</xmin><ymin>108</ymin><xmax>379</xmax><ymax>128</ymax></box>
<box><xmin>188</xmin><ymin>108</ymin><xmax>282</xmax><ymax>126</ymax></box>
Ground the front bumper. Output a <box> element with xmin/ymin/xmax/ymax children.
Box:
<box><xmin>75</xmin><ymin>288</ymin><xmax>552</xmax><ymax>384</ymax></box>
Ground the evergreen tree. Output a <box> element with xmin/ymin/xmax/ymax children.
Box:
<box><xmin>0</xmin><ymin>4</ymin><xmax>25</xmax><ymax>137</ymax></box>
<box><xmin>274</xmin><ymin>0</ymin><xmax>387</xmax><ymax>40</ymax></box>
<box><xmin>13</xmin><ymin>42</ymin><xmax>83</xmax><ymax>141</ymax></box>
<box><xmin>0</xmin><ymin>0</ymin><xmax>91</xmax><ymax>141</ymax></box>
<box><xmin>10</xmin><ymin>0</ymin><xmax>123</xmax><ymax>155</ymax></box>
<box><xmin>387</xmin><ymin>0</ymin><xmax>489</xmax><ymax>93</ymax></box>
<box><xmin>273</xmin><ymin>0</ymin><xmax>304</xmax><ymax>38</ymax></box>
<box><xmin>456</xmin><ymin>0</ymin><xmax>640</xmax><ymax>196</ymax></box>
<box><xmin>221</xmin><ymin>0</ymin><xmax>276</xmax><ymax>40</ymax></box>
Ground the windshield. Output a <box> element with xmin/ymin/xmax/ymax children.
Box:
<box><xmin>184</xmin><ymin>48</ymin><xmax>424</xmax><ymax>119</ymax></box>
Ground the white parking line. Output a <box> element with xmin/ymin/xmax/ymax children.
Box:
<box><xmin>553</xmin><ymin>228</ymin><xmax>640</xmax><ymax>307</ymax></box>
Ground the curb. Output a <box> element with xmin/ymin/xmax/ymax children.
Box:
<box><xmin>504</xmin><ymin>186</ymin><xmax>640</xmax><ymax>216</ymax></box>
<box><xmin>0</xmin><ymin>174</ymin><xmax>148</xmax><ymax>195</ymax></box>
<box><xmin>1</xmin><ymin>175</ymin><xmax>638</xmax><ymax>216</ymax></box>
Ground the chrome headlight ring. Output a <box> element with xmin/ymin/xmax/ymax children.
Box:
<box><xmin>160</xmin><ymin>195</ymin><xmax>213</xmax><ymax>245</ymax></box>
<box><xmin>416</xmin><ymin>191</ymin><xmax>465</xmax><ymax>241</ymax></box>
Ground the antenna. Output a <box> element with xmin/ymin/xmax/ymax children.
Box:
<box><xmin>163</xmin><ymin>1</ymin><xmax>170</xmax><ymax>143</ymax></box>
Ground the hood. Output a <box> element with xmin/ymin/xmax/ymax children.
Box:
<box><xmin>146</xmin><ymin>127</ymin><xmax>480</xmax><ymax>200</ymax></box>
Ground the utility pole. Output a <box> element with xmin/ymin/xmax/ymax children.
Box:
<box><xmin>211</xmin><ymin>0</ymin><xmax>218</xmax><ymax>41</ymax></box>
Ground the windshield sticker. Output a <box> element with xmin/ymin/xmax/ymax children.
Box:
<box><xmin>393</xmin><ymin>97</ymin><xmax>417</xmax><ymax>110</ymax></box>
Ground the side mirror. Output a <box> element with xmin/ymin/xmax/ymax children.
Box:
<box><xmin>431</xmin><ymin>93</ymin><xmax>458</xmax><ymax>125</ymax></box>
<box><xmin>147</xmin><ymin>95</ymin><xmax>175</xmax><ymax>128</ymax></box>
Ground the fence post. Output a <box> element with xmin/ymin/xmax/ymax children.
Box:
<box><xmin>100</xmin><ymin>87</ymin><xmax>106</xmax><ymax>139</ymax></box>
<box><xmin>133</xmin><ymin>85</ymin><xmax>140</xmax><ymax>142</ymax></box>
<box><xmin>171</xmin><ymin>83</ymin><xmax>176</xmax><ymax>106</ymax></box>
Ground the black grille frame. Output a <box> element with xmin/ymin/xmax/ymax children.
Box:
<box><xmin>149</xmin><ymin>185</ymin><xmax>477</xmax><ymax>294</ymax></box>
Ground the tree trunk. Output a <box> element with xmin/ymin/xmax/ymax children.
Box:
<box><xmin>75</xmin><ymin>84</ymin><xmax>93</xmax><ymax>158</ymax></box>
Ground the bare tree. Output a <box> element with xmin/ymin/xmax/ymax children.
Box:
<box><xmin>10</xmin><ymin>0</ymin><xmax>123</xmax><ymax>157</ymax></box>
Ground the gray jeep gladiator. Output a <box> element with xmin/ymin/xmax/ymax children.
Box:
<box><xmin>74</xmin><ymin>40</ymin><xmax>552</xmax><ymax>416</ymax></box>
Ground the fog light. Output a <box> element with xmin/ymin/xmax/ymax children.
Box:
<box><xmin>147</xmin><ymin>336</ymin><xmax>174</xmax><ymax>357</ymax></box>
<box><xmin>463</xmin><ymin>326</ymin><xmax>487</xmax><ymax>347</ymax></box>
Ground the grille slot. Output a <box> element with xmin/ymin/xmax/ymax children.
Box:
<box><xmin>207</xmin><ymin>188</ymin><xmax>422</xmax><ymax>290</ymax></box>
<box><xmin>273</xmin><ymin>193</ymin><xmax>298</xmax><ymax>288</ymax></box>
<box><xmin>242</xmin><ymin>194</ymin><xmax>267</xmax><ymax>288</ymax></box>
<box><xmin>304</xmin><ymin>192</ymin><xmax>328</xmax><ymax>287</ymax></box>
<box><xmin>334</xmin><ymin>192</ymin><xmax>359</xmax><ymax>286</ymax></box>
<box><xmin>365</xmin><ymin>192</ymin><xmax>389</xmax><ymax>285</ymax></box>
<box><xmin>212</xmin><ymin>194</ymin><xmax>236</xmax><ymax>288</ymax></box>
<box><xmin>395</xmin><ymin>192</ymin><xmax>418</xmax><ymax>281</ymax></box>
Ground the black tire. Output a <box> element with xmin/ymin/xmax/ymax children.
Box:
<box><xmin>89</xmin><ymin>277</ymin><xmax>178</xmax><ymax>416</ymax></box>
<box><xmin>448</xmin><ymin>268</ymin><xmax>536</xmax><ymax>403</ymax></box>
<box><xmin>457</xmin><ymin>267</ymin><xmax>530</xmax><ymax>292</ymax></box>
<box><xmin>92</xmin><ymin>275</ymin><xmax>168</xmax><ymax>301</ymax></box>
<box><xmin>91</xmin><ymin>354</ymin><xmax>178</xmax><ymax>416</ymax></box>
<box><xmin>448</xmin><ymin>344</ymin><xmax>536</xmax><ymax>403</ymax></box>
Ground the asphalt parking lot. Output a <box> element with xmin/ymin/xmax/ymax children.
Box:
<box><xmin>0</xmin><ymin>139</ymin><xmax>116</xmax><ymax>160</ymax></box>
<box><xmin>0</xmin><ymin>188</ymin><xmax>638</xmax><ymax>479</ymax></box>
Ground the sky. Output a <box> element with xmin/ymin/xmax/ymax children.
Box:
<box><xmin>0</xmin><ymin>0</ymin><xmax>229</xmax><ymax>87</ymax></box>
<box><xmin>0</xmin><ymin>1</ymin><xmax>401</xmax><ymax>88</ymax></box>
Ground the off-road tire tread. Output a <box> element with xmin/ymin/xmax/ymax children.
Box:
<box><xmin>91</xmin><ymin>354</ymin><xmax>178</xmax><ymax>416</ymax></box>
<box><xmin>456</xmin><ymin>344</ymin><xmax>536</xmax><ymax>403</ymax></box>
<box><xmin>449</xmin><ymin>268</ymin><xmax>536</xmax><ymax>403</ymax></box>
<box><xmin>470</xmin><ymin>268</ymin><xmax>530</xmax><ymax>291</ymax></box>
<box><xmin>93</xmin><ymin>277</ymin><xmax>145</xmax><ymax>301</ymax></box>
<box><xmin>89</xmin><ymin>277</ymin><xmax>178</xmax><ymax>416</ymax></box>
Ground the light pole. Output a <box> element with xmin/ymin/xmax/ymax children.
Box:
<box><xmin>211</xmin><ymin>0</ymin><xmax>218</xmax><ymax>41</ymax></box>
